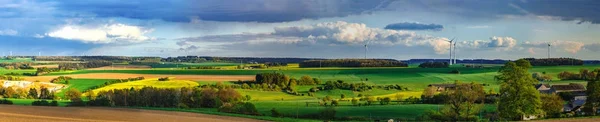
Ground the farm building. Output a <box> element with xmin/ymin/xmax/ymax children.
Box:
<box><xmin>535</xmin><ymin>84</ymin><xmax>551</xmax><ymax>93</ymax></box>
<box><xmin>549</xmin><ymin>83</ymin><xmax>586</xmax><ymax>94</ymax></box>
<box><xmin>427</xmin><ymin>84</ymin><xmax>455</xmax><ymax>91</ymax></box>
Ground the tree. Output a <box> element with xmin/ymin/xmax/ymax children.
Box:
<box><xmin>395</xmin><ymin>93</ymin><xmax>404</xmax><ymax>104</ymax></box>
<box><xmin>351</xmin><ymin>98</ymin><xmax>358</xmax><ymax>106</ymax></box>
<box><xmin>540</xmin><ymin>94</ymin><xmax>564</xmax><ymax>117</ymax></box>
<box><xmin>65</xmin><ymin>88</ymin><xmax>82</xmax><ymax>101</ymax></box>
<box><xmin>3</xmin><ymin>87</ymin><xmax>16</xmax><ymax>98</ymax></box>
<box><xmin>428</xmin><ymin>82</ymin><xmax>485</xmax><ymax>121</ymax></box>
<box><xmin>495</xmin><ymin>59</ymin><xmax>543</xmax><ymax>120</ymax></box>
<box><xmin>287</xmin><ymin>79</ymin><xmax>297</xmax><ymax>91</ymax></box>
<box><xmin>28</xmin><ymin>88</ymin><xmax>38</xmax><ymax>99</ymax></box>
<box><xmin>87</xmin><ymin>90</ymin><xmax>96</xmax><ymax>100</ymax></box>
<box><xmin>340</xmin><ymin>94</ymin><xmax>346</xmax><ymax>99</ymax></box>
<box><xmin>584</xmin><ymin>75</ymin><xmax>600</xmax><ymax>115</ymax></box>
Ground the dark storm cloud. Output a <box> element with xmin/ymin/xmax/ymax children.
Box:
<box><xmin>394</xmin><ymin>0</ymin><xmax>600</xmax><ymax>24</ymax></box>
<box><xmin>384</xmin><ymin>22</ymin><xmax>443</xmax><ymax>31</ymax></box>
<box><xmin>52</xmin><ymin>0</ymin><xmax>393</xmax><ymax>23</ymax></box>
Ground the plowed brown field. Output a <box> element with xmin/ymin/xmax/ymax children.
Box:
<box><xmin>0</xmin><ymin>105</ymin><xmax>265</xmax><ymax>122</ymax></box>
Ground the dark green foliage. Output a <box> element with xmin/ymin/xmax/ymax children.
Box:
<box><xmin>0</xmin><ymin>62</ymin><xmax>34</xmax><ymax>69</ymax></box>
<box><xmin>522</xmin><ymin>58</ymin><xmax>583</xmax><ymax>66</ymax></box>
<box><xmin>299</xmin><ymin>59</ymin><xmax>407</xmax><ymax>68</ymax></box>
<box><xmin>218</xmin><ymin>102</ymin><xmax>261</xmax><ymax>115</ymax></box>
<box><xmin>450</xmin><ymin>69</ymin><xmax>460</xmax><ymax>74</ymax></box>
<box><xmin>158</xmin><ymin>77</ymin><xmax>170</xmax><ymax>81</ymax></box>
<box><xmin>419</xmin><ymin>62</ymin><xmax>449</xmax><ymax>68</ymax></box>
<box><xmin>88</xmin><ymin>87</ymin><xmax>241</xmax><ymax>109</ymax></box>
<box><xmin>27</xmin><ymin>88</ymin><xmax>38</xmax><ymax>99</ymax></box>
<box><xmin>0</xmin><ymin>99</ymin><xmax>13</xmax><ymax>104</ymax></box>
<box><xmin>557</xmin><ymin>69</ymin><xmax>599</xmax><ymax>81</ymax></box>
<box><xmin>271</xmin><ymin>108</ymin><xmax>283</xmax><ymax>117</ymax></box>
<box><xmin>58</xmin><ymin>60</ymin><xmax>113</xmax><ymax>70</ymax></box>
<box><xmin>38</xmin><ymin>87</ymin><xmax>55</xmax><ymax>100</ymax></box>
<box><xmin>32</xmin><ymin>100</ymin><xmax>58</xmax><ymax>106</ymax></box>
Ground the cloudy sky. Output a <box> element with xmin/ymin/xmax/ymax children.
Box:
<box><xmin>1</xmin><ymin>0</ymin><xmax>600</xmax><ymax>60</ymax></box>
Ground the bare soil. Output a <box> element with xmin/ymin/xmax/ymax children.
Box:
<box><xmin>24</xmin><ymin>73</ymin><xmax>255</xmax><ymax>82</ymax></box>
<box><xmin>0</xmin><ymin>105</ymin><xmax>266</xmax><ymax>122</ymax></box>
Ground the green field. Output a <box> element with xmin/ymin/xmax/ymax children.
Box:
<box><xmin>56</xmin><ymin>79</ymin><xmax>112</xmax><ymax>98</ymax></box>
<box><xmin>147</xmin><ymin>62</ymin><xmax>239</xmax><ymax>68</ymax></box>
<box><xmin>6</xmin><ymin>63</ymin><xmax>600</xmax><ymax>121</ymax></box>
<box><xmin>0</xmin><ymin>58</ymin><xmax>33</xmax><ymax>63</ymax></box>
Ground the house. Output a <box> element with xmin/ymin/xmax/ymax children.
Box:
<box><xmin>535</xmin><ymin>84</ymin><xmax>551</xmax><ymax>93</ymax></box>
<box><xmin>428</xmin><ymin>84</ymin><xmax>456</xmax><ymax>91</ymax></box>
<box><xmin>549</xmin><ymin>83</ymin><xmax>586</xmax><ymax>93</ymax></box>
<box><xmin>564</xmin><ymin>96</ymin><xmax>587</xmax><ymax>113</ymax></box>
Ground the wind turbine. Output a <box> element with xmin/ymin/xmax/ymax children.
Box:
<box><xmin>453</xmin><ymin>41</ymin><xmax>457</xmax><ymax>64</ymax></box>
<box><xmin>547</xmin><ymin>43</ymin><xmax>551</xmax><ymax>59</ymax></box>
<box><xmin>364</xmin><ymin>40</ymin><xmax>371</xmax><ymax>59</ymax></box>
<box><xmin>447</xmin><ymin>38</ymin><xmax>455</xmax><ymax>65</ymax></box>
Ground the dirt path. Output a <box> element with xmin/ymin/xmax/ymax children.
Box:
<box><xmin>24</xmin><ymin>73</ymin><xmax>255</xmax><ymax>82</ymax></box>
<box><xmin>0</xmin><ymin>105</ymin><xmax>266</xmax><ymax>122</ymax></box>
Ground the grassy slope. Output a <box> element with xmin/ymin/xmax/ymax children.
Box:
<box><xmin>56</xmin><ymin>79</ymin><xmax>112</xmax><ymax>98</ymax></box>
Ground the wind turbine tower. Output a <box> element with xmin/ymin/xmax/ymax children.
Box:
<box><xmin>453</xmin><ymin>42</ymin><xmax>457</xmax><ymax>64</ymax></box>
<box><xmin>364</xmin><ymin>44</ymin><xmax>368</xmax><ymax>59</ymax></box>
<box><xmin>447</xmin><ymin>38</ymin><xmax>455</xmax><ymax>65</ymax></box>
<box><xmin>547</xmin><ymin>43</ymin><xmax>551</xmax><ymax>59</ymax></box>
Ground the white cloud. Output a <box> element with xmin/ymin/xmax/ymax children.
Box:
<box><xmin>458</xmin><ymin>36</ymin><xmax>517</xmax><ymax>51</ymax></box>
<box><xmin>33</xmin><ymin>34</ymin><xmax>45</xmax><ymax>38</ymax></box>
<box><xmin>0</xmin><ymin>29</ymin><xmax>18</xmax><ymax>36</ymax></box>
<box><xmin>179</xmin><ymin>21</ymin><xmax>452</xmax><ymax>54</ymax></box>
<box><xmin>46</xmin><ymin>23</ymin><xmax>155</xmax><ymax>44</ymax></box>
<box><xmin>523</xmin><ymin>40</ymin><xmax>585</xmax><ymax>54</ymax></box>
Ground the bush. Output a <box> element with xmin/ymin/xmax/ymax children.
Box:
<box><xmin>32</xmin><ymin>100</ymin><xmax>58</xmax><ymax>106</ymax></box>
<box><xmin>271</xmin><ymin>108</ymin><xmax>283</xmax><ymax>117</ymax></box>
<box><xmin>158</xmin><ymin>77</ymin><xmax>170</xmax><ymax>81</ymax></box>
<box><xmin>218</xmin><ymin>102</ymin><xmax>261</xmax><ymax>115</ymax></box>
<box><xmin>0</xmin><ymin>99</ymin><xmax>13</xmax><ymax>104</ymax></box>
<box><xmin>450</xmin><ymin>69</ymin><xmax>460</xmax><ymax>74</ymax></box>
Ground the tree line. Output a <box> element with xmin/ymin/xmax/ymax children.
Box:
<box><xmin>58</xmin><ymin>60</ymin><xmax>113</xmax><ymax>70</ymax></box>
<box><xmin>82</xmin><ymin>86</ymin><xmax>259</xmax><ymax>115</ymax></box>
<box><xmin>522</xmin><ymin>58</ymin><xmax>583</xmax><ymax>66</ymax></box>
<box><xmin>418</xmin><ymin>62</ymin><xmax>449</xmax><ymax>68</ymax></box>
<box><xmin>299</xmin><ymin>59</ymin><xmax>408</xmax><ymax>68</ymax></box>
<box><xmin>558</xmin><ymin>69</ymin><xmax>600</xmax><ymax>81</ymax></box>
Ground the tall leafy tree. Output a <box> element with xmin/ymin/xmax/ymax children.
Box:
<box><xmin>427</xmin><ymin>81</ymin><xmax>485</xmax><ymax>121</ymax></box>
<box><xmin>495</xmin><ymin>59</ymin><xmax>543</xmax><ymax>120</ymax></box>
<box><xmin>584</xmin><ymin>69</ymin><xmax>600</xmax><ymax>115</ymax></box>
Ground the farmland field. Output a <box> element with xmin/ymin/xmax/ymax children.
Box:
<box><xmin>4</xmin><ymin>62</ymin><xmax>600</xmax><ymax>121</ymax></box>
<box><xmin>89</xmin><ymin>78</ymin><xmax>199</xmax><ymax>93</ymax></box>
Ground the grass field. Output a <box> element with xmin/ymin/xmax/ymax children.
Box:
<box><xmin>148</xmin><ymin>62</ymin><xmax>239</xmax><ymax>68</ymax></box>
<box><xmin>0</xmin><ymin>58</ymin><xmax>32</xmax><ymax>63</ymax></box>
<box><xmin>90</xmin><ymin>78</ymin><xmax>199</xmax><ymax>94</ymax></box>
<box><xmin>6</xmin><ymin>63</ymin><xmax>600</xmax><ymax>121</ymax></box>
<box><xmin>56</xmin><ymin>79</ymin><xmax>112</xmax><ymax>97</ymax></box>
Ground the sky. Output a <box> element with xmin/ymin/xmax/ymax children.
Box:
<box><xmin>1</xmin><ymin>0</ymin><xmax>600</xmax><ymax>60</ymax></box>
